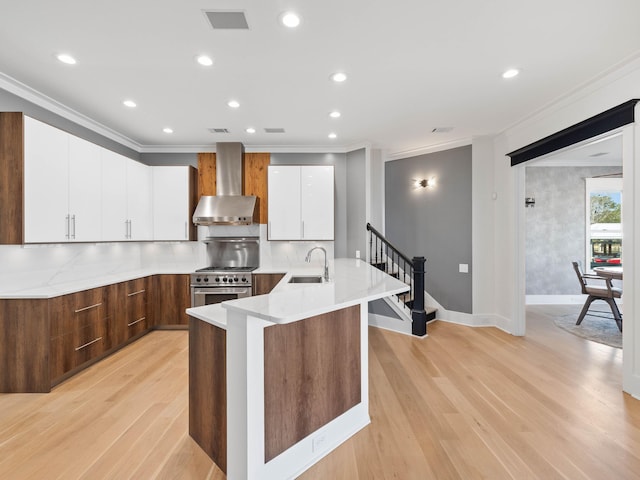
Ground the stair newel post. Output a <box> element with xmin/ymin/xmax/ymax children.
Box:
<box><xmin>411</xmin><ymin>256</ymin><xmax>427</xmax><ymax>337</ymax></box>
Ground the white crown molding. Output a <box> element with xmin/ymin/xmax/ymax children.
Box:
<box><xmin>139</xmin><ymin>141</ymin><xmax>373</xmax><ymax>155</ymax></box>
<box><xmin>385</xmin><ymin>137</ymin><xmax>472</xmax><ymax>161</ymax></box>
<box><xmin>0</xmin><ymin>72</ymin><xmax>142</xmax><ymax>151</ymax></box>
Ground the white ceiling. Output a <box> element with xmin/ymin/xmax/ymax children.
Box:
<box><xmin>1</xmin><ymin>0</ymin><xmax>640</xmax><ymax>156</ymax></box>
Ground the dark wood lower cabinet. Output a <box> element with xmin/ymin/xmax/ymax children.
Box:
<box><xmin>151</xmin><ymin>274</ymin><xmax>191</xmax><ymax>326</ymax></box>
<box><xmin>252</xmin><ymin>273</ymin><xmax>286</xmax><ymax>296</ymax></box>
<box><xmin>0</xmin><ymin>273</ymin><xmax>190</xmax><ymax>393</ymax></box>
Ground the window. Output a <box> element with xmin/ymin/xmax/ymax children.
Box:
<box><xmin>585</xmin><ymin>177</ymin><xmax>622</xmax><ymax>269</ymax></box>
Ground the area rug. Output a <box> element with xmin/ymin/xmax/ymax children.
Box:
<box><xmin>550</xmin><ymin>305</ymin><xmax>622</xmax><ymax>349</ymax></box>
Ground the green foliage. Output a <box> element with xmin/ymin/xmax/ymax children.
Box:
<box><xmin>590</xmin><ymin>194</ymin><xmax>621</xmax><ymax>224</ymax></box>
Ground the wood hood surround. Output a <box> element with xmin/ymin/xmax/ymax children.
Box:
<box><xmin>197</xmin><ymin>152</ymin><xmax>269</xmax><ymax>225</ymax></box>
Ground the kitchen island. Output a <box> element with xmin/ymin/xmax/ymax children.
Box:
<box><xmin>187</xmin><ymin>258</ymin><xmax>409</xmax><ymax>480</ymax></box>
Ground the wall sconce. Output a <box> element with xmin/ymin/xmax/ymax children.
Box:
<box><xmin>416</xmin><ymin>177</ymin><xmax>436</xmax><ymax>188</ymax></box>
<box><xmin>525</xmin><ymin>197</ymin><xmax>535</xmax><ymax>208</ymax></box>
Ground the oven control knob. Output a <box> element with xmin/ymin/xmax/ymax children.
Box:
<box><xmin>215</xmin><ymin>277</ymin><xmax>220</xmax><ymax>282</ymax></box>
<box><xmin>204</xmin><ymin>277</ymin><xmax>209</xmax><ymax>282</ymax></box>
<box><xmin>233</xmin><ymin>277</ymin><xmax>239</xmax><ymax>282</ymax></box>
<box><xmin>242</xmin><ymin>277</ymin><xmax>248</xmax><ymax>282</ymax></box>
<box><xmin>223</xmin><ymin>277</ymin><xmax>228</xmax><ymax>283</ymax></box>
<box><xmin>196</xmin><ymin>277</ymin><xmax>201</xmax><ymax>282</ymax></box>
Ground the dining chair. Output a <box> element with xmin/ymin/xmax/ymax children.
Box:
<box><xmin>572</xmin><ymin>261</ymin><xmax>622</xmax><ymax>332</ymax></box>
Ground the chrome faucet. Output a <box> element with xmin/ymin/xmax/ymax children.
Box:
<box><xmin>305</xmin><ymin>246</ymin><xmax>329</xmax><ymax>282</ymax></box>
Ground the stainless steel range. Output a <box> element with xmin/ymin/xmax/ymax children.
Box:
<box><xmin>190</xmin><ymin>236</ymin><xmax>259</xmax><ymax>307</ymax></box>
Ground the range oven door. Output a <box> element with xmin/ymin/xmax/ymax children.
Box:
<box><xmin>191</xmin><ymin>286</ymin><xmax>252</xmax><ymax>308</ymax></box>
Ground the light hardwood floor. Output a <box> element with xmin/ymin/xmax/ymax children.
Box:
<box><xmin>1</xmin><ymin>308</ymin><xmax>640</xmax><ymax>479</ymax></box>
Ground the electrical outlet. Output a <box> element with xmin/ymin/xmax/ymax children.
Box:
<box><xmin>459</xmin><ymin>264</ymin><xmax>469</xmax><ymax>273</ymax></box>
<box><xmin>355</xmin><ymin>250</ymin><xmax>360</xmax><ymax>259</ymax></box>
<box><xmin>312</xmin><ymin>433</ymin><xmax>327</xmax><ymax>452</ymax></box>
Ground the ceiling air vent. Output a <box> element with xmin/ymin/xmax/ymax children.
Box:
<box><xmin>209</xmin><ymin>128</ymin><xmax>230</xmax><ymax>134</ymax></box>
<box><xmin>264</xmin><ymin>128</ymin><xmax>286</xmax><ymax>133</ymax></box>
<box><xmin>205</xmin><ymin>11</ymin><xmax>249</xmax><ymax>29</ymax></box>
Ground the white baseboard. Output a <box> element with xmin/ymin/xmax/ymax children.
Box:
<box><xmin>368</xmin><ymin>313</ymin><xmax>412</xmax><ymax>336</ymax></box>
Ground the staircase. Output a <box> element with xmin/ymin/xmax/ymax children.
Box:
<box><xmin>367</xmin><ymin>224</ymin><xmax>437</xmax><ymax>336</ymax></box>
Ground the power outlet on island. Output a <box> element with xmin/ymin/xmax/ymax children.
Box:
<box><xmin>355</xmin><ymin>250</ymin><xmax>361</xmax><ymax>259</ymax></box>
<box><xmin>312</xmin><ymin>433</ymin><xmax>327</xmax><ymax>453</ymax></box>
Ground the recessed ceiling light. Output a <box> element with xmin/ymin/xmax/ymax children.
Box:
<box><xmin>328</xmin><ymin>132</ymin><xmax>337</xmax><ymax>139</ymax></box>
<box><xmin>502</xmin><ymin>68</ymin><xmax>520</xmax><ymax>79</ymax></box>
<box><xmin>329</xmin><ymin>111</ymin><xmax>341</xmax><ymax>118</ymax></box>
<box><xmin>163</xmin><ymin>127</ymin><xmax>173</xmax><ymax>134</ymax></box>
<box><xmin>246</xmin><ymin>127</ymin><xmax>256</xmax><ymax>134</ymax></box>
<box><xmin>196</xmin><ymin>55</ymin><xmax>213</xmax><ymax>66</ymax></box>
<box><xmin>123</xmin><ymin>100</ymin><xmax>137</xmax><ymax>108</ymax></box>
<box><xmin>56</xmin><ymin>53</ymin><xmax>77</xmax><ymax>65</ymax></box>
<box><xmin>330</xmin><ymin>72</ymin><xmax>347</xmax><ymax>83</ymax></box>
<box><xmin>227</xmin><ymin>100</ymin><xmax>240</xmax><ymax>108</ymax></box>
<box><xmin>280</xmin><ymin>12</ymin><xmax>301</xmax><ymax>28</ymax></box>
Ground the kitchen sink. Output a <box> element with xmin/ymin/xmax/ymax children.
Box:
<box><xmin>288</xmin><ymin>275</ymin><xmax>324</xmax><ymax>284</ymax></box>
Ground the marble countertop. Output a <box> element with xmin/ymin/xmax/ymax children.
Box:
<box><xmin>0</xmin><ymin>267</ymin><xmax>196</xmax><ymax>299</ymax></box>
<box><xmin>187</xmin><ymin>258</ymin><xmax>409</xmax><ymax>327</ymax></box>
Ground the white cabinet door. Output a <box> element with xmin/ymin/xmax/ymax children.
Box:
<box><xmin>68</xmin><ymin>135</ymin><xmax>102</xmax><ymax>241</ymax></box>
<box><xmin>126</xmin><ymin>160</ymin><xmax>152</xmax><ymax>241</ymax></box>
<box><xmin>101</xmin><ymin>149</ymin><xmax>128</xmax><ymax>241</ymax></box>
<box><xmin>301</xmin><ymin>166</ymin><xmax>334</xmax><ymax>240</ymax></box>
<box><xmin>23</xmin><ymin>116</ymin><xmax>70</xmax><ymax>243</ymax></box>
<box><xmin>152</xmin><ymin>166</ymin><xmax>189</xmax><ymax>240</ymax></box>
<box><xmin>268</xmin><ymin>166</ymin><xmax>302</xmax><ymax>240</ymax></box>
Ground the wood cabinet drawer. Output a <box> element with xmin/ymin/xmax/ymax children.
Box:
<box><xmin>113</xmin><ymin>277</ymin><xmax>149</xmax><ymax>344</ymax></box>
<box><xmin>50</xmin><ymin>316</ymin><xmax>107</xmax><ymax>380</ymax></box>
<box><xmin>50</xmin><ymin>287</ymin><xmax>109</xmax><ymax>338</ymax></box>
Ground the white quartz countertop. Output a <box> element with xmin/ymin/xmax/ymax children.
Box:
<box><xmin>0</xmin><ymin>267</ymin><xmax>195</xmax><ymax>299</ymax></box>
<box><xmin>221</xmin><ymin>258</ymin><xmax>409</xmax><ymax>325</ymax></box>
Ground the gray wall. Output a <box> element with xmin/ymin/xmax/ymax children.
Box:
<box><xmin>525</xmin><ymin>166</ymin><xmax>620</xmax><ymax>295</ymax></box>
<box><xmin>0</xmin><ymin>88</ymin><xmax>139</xmax><ymax>160</ymax></box>
<box><xmin>140</xmin><ymin>152</ymin><xmax>197</xmax><ymax>167</ymax></box>
<box><xmin>270</xmin><ymin>152</ymin><xmax>348</xmax><ymax>257</ymax></box>
<box><xmin>385</xmin><ymin>145</ymin><xmax>472</xmax><ymax>313</ymax></box>
<box><xmin>346</xmin><ymin>148</ymin><xmax>366</xmax><ymax>258</ymax></box>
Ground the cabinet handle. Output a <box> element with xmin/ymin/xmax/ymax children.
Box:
<box><xmin>127</xmin><ymin>317</ymin><xmax>146</xmax><ymax>327</ymax></box>
<box><xmin>71</xmin><ymin>214</ymin><xmax>76</xmax><ymax>239</ymax></box>
<box><xmin>127</xmin><ymin>289</ymin><xmax>146</xmax><ymax>297</ymax></box>
<box><xmin>185</xmin><ymin>221</ymin><xmax>188</xmax><ymax>239</ymax></box>
<box><xmin>75</xmin><ymin>336</ymin><xmax>103</xmax><ymax>351</ymax></box>
<box><xmin>125</xmin><ymin>220</ymin><xmax>129</xmax><ymax>239</ymax></box>
<box><xmin>129</xmin><ymin>220</ymin><xmax>133</xmax><ymax>239</ymax></box>
<box><xmin>74</xmin><ymin>302</ymin><xmax>102</xmax><ymax>313</ymax></box>
<box><xmin>65</xmin><ymin>215</ymin><xmax>70</xmax><ymax>239</ymax></box>
<box><xmin>301</xmin><ymin>221</ymin><xmax>304</xmax><ymax>238</ymax></box>
<box><xmin>268</xmin><ymin>221</ymin><xmax>271</xmax><ymax>238</ymax></box>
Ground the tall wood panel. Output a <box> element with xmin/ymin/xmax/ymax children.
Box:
<box><xmin>0</xmin><ymin>298</ymin><xmax>51</xmax><ymax>392</ymax></box>
<box><xmin>0</xmin><ymin>112</ymin><xmax>24</xmax><ymax>244</ymax></box>
<box><xmin>197</xmin><ymin>152</ymin><xmax>216</xmax><ymax>196</ymax></box>
<box><xmin>244</xmin><ymin>152</ymin><xmax>270</xmax><ymax>224</ymax></box>
<box><xmin>263</xmin><ymin>305</ymin><xmax>361</xmax><ymax>462</ymax></box>
<box><xmin>189</xmin><ymin>317</ymin><xmax>227</xmax><ymax>472</ymax></box>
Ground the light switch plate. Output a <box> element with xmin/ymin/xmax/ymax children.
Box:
<box><xmin>459</xmin><ymin>263</ymin><xmax>469</xmax><ymax>273</ymax></box>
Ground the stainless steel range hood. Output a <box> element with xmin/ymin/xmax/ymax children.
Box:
<box><xmin>193</xmin><ymin>142</ymin><xmax>257</xmax><ymax>226</ymax></box>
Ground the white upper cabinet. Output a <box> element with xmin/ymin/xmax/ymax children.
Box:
<box><xmin>24</xmin><ymin>116</ymin><xmax>70</xmax><ymax>243</ymax></box>
<box><xmin>126</xmin><ymin>160</ymin><xmax>152</xmax><ymax>241</ymax></box>
<box><xmin>68</xmin><ymin>135</ymin><xmax>102</xmax><ymax>241</ymax></box>
<box><xmin>300</xmin><ymin>165</ymin><xmax>334</xmax><ymax>240</ymax></box>
<box><xmin>268</xmin><ymin>165</ymin><xmax>334</xmax><ymax>240</ymax></box>
<box><xmin>152</xmin><ymin>166</ymin><xmax>191</xmax><ymax>241</ymax></box>
<box><xmin>24</xmin><ymin>117</ymin><xmax>102</xmax><ymax>243</ymax></box>
<box><xmin>268</xmin><ymin>166</ymin><xmax>302</xmax><ymax>240</ymax></box>
<box><xmin>101</xmin><ymin>149</ymin><xmax>128</xmax><ymax>241</ymax></box>
<box><xmin>101</xmin><ymin>150</ymin><xmax>152</xmax><ymax>241</ymax></box>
